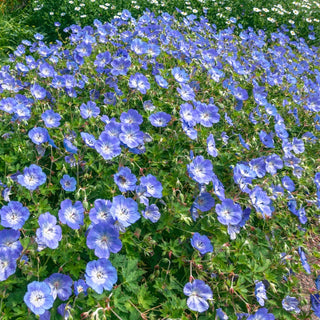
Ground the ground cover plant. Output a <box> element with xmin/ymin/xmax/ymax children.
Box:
<box><xmin>1</xmin><ymin>0</ymin><xmax>320</xmax><ymax>61</ymax></box>
<box><xmin>0</xmin><ymin>8</ymin><xmax>320</xmax><ymax>320</ymax></box>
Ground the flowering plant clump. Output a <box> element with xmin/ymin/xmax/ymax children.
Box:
<box><xmin>0</xmin><ymin>8</ymin><xmax>320</xmax><ymax>319</ymax></box>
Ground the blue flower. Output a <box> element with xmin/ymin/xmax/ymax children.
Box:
<box><xmin>58</xmin><ymin>199</ymin><xmax>84</xmax><ymax>230</ymax></box>
<box><xmin>120</xmin><ymin>109</ymin><xmax>143</xmax><ymax>125</ymax></box>
<box><xmin>0</xmin><ymin>201</ymin><xmax>30</xmax><ymax>230</ymax></box>
<box><xmin>155</xmin><ymin>75</ymin><xmax>168</xmax><ymax>88</ymax></box>
<box><xmin>119</xmin><ymin>124</ymin><xmax>144</xmax><ymax>148</ymax></box>
<box><xmin>30</xmin><ymin>83</ymin><xmax>46</xmax><ymax>100</ymax></box>
<box><xmin>249</xmin><ymin>157</ymin><xmax>266</xmax><ymax>178</ymax></box>
<box><xmin>282</xmin><ymin>296</ymin><xmax>300</xmax><ymax>313</ymax></box>
<box><xmin>60</xmin><ymin>175</ymin><xmax>77</xmax><ymax>192</ymax></box>
<box><xmin>191</xmin><ymin>233</ymin><xmax>213</xmax><ymax>255</ymax></box>
<box><xmin>81</xmin><ymin>132</ymin><xmax>96</xmax><ymax>148</ymax></box>
<box><xmin>180</xmin><ymin>103</ymin><xmax>199</xmax><ymax>127</ymax></box>
<box><xmin>130</xmin><ymin>38</ymin><xmax>148</xmax><ymax>55</ymax></box>
<box><xmin>171</xmin><ymin>67</ymin><xmax>189</xmax><ymax>83</ymax></box>
<box><xmin>311</xmin><ymin>294</ymin><xmax>320</xmax><ymax>318</ymax></box>
<box><xmin>139</xmin><ymin>174</ymin><xmax>163</xmax><ymax>198</ymax></box>
<box><xmin>187</xmin><ymin>156</ymin><xmax>214</xmax><ymax>185</ymax></box>
<box><xmin>94</xmin><ymin>51</ymin><xmax>111</xmax><ymax>68</ymax></box>
<box><xmin>215</xmin><ymin>199</ymin><xmax>243</xmax><ymax>225</ymax></box>
<box><xmin>255</xmin><ymin>280</ymin><xmax>267</xmax><ymax>306</ymax></box>
<box><xmin>129</xmin><ymin>73</ymin><xmax>150</xmax><ymax>94</ymax></box>
<box><xmin>85</xmin><ymin>258</ymin><xmax>117</xmax><ymax>294</ymax></box>
<box><xmin>110</xmin><ymin>195</ymin><xmax>140</xmax><ymax>228</ymax></box>
<box><xmin>195</xmin><ymin>102</ymin><xmax>220</xmax><ymax>127</ymax></box>
<box><xmin>238</xmin><ymin>134</ymin><xmax>250</xmax><ymax>150</ymax></box>
<box><xmin>250</xmin><ymin>186</ymin><xmax>273</xmax><ymax>219</ymax></box>
<box><xmin>149</xmin><ymin>112</ymin><xmax>171</xmax><ymax>127</ymax></box>
<box><xmin>265</xmin><ymin>154</ymin><xmax>283</xmax><ymax>175</ymax></box>
<box><xmin>232</xmin><ymin>86</ymin><xmax>248</xmax><ymax>101</ymax></box>
<box><xmin>143</xmin><ymin>100</ymin><xmax>155</xmax><ymax>112</ymax></box>
<box><xmin>177</xmin><ymin>84</ymin><xmax>195</xmax><ymax>101</ymax></box>
<box><xmin>142</xmin><ymin>204</ymin><xmax>161</xmax><ymax>223</ymax></box>
<box><xmin>74</xmin><ymin>279</ymin><xmax>88</xmax><ymax>296</ymax></box>
<box><xmin>0</xmin><ymin>97</ymin><xmax>16</xmax><ymax>114</ymax></box>
<box><xmin>36</xmin><ymin>212</ymin><xmax>62</xmax><ymax>250</ymax></box>
<box><xmin>86</xmin><ymin>223</ymin><xmax>122</xmax><ymax>259</ymax></box>
<box><xmin>0</xmin><ymin>248</ymin><xmax>17</xmax><ymax>281</ymax></box>
<box><xmin>17</xmin><ymin>164</ymin><xmax>46</xmax><ymax>191</ymax></box>
<box><xmin>247</xmin><ymin>308</ymin><xmax>275</xmax><ymax>320</ymax></box>
<box><xmin>281</xmin><ymin>176</ymin><xmax>295</xmax><ymax>192</ymax></box>
<box><xmin>216</xmin><ymin>308</ymin><xmax>229</xmax><ymax>319</ymax></box>
<box><xmin>114</xmin><ymin>167</ymin><xmax>137</xmax><ymax>192</ymax></box>
<box><xmin>80</xmin><ymin>101</ymin><xmax>100</xmax><ymax>119</ymax></box>
<box><xmin>89</xmin><ymin>199</ymin><xmax>115</xmax><ymax>225</ymax></box>
<box><xmin>207</xmin><ymin>134</ymin><xmax>218</xmax><ymax>157</ymax></box>
<box><xmin>292</xmin><ymin>137</ymin><xmax>305</xmax><ymax>154</ymax></box>
<box><xmin>183</xmin><ymin>279</ymin><xmax>213</xmax><ymax>313</ymax></box>
<box><xmin>44</xmin><ymin>273</ymin><xmax>73</xmax><ymax>301</ymax></box>
<box><xmin>23</xmin><ymin>281</ymin><xmax>54</xmax><ymax>315</ymax></box>
<box><xmin>208</xmin><ymin>68</ymin><xmax>225</xmax><ymax>82</ymax></box>
<box><xmin>28</xmin><ymin>127</ymin><xmax>49</xmax><ymax>145</ymax></box>
<box><xmin>259</xmin><ymin>131</ymin><xmax>275</xmax><ymax>148</ymax></box>
<box><xmin>38</xmin><ymin>63</ymin><xmax>55</xmax><ymax>78</ymax></box>
<box><xmin>95</xmin><ymin>132</ymin><xmax>121</xmax><ymax>160</ymax></box>
<box><xmin>298</xmin><ymin>247</ymin><xmax>311</xmax><ymax>274</ymax></box>
<box><xmin>63</xmin><ymin>138</ymin><xmax>78</xmax><ymax>154</ymax></box>
<box><xmin>41</xmin><ymin>110</ymin><xmax>61</xmax><ymax>128</ymax></box>
<box><xmin>57</xmin><ymin>303</ymin><xmax>72</xmax><ymax>319</ymax></box>
<box><xmin>194</xmin><ymin>192</ymin><xmax>215</xmax><ymax>212</ymax></box>
<box><xmin>111</xmin><ymin>57</ymin><xmax>131</xmax><ymax>76</ymax></box>
<box><xmin>0</xmin><ymin>229</ymin><xmax>22</xmax><ymax>259</ymax></box>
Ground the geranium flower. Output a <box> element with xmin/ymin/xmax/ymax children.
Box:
<box><xmin>36</xmin><ymin>212</ymin><xmax>62</xmax><ymax>250</ymax></box>
<box><xmin>44</xmin><ymin>273</ymin><xmax>73</xmax><ymax>301</ymax></box>
<box><xmin>114</xmin><ymin>167</ymin><xmax>137</xmax><ymax>192</ymax></box>
<box><xmin>85</xmin><ymin>258</ymin><xmax>117</xmax><ymax>294</ymax></box>
<box><xmin>0</xmin><ymin>201</ymin><xmax>30</xmax><ymax>229</ymax></box>
<box><xmin>95</xmin><ymin>132</ymin><xmax>121</xmax><ymax>160</ymax></box>
<box><xmin>142</xmin><ymin>204</ymin><xmax>161</xmax><ymax>223</ymax></box>
<box><xmin>139</xmin><ymin>174</ymin><xmax>163</xmax><ymax>198</ymax></box>
<box><xmin>110</xmin><ymin>195</ymin><xmax>140</xmax><ymax>228</ymax></box>
<box><xmin>0</xmin><ymin>248</ymin><xmax>17</xmax><ymax>281</ymax></box>
<box><xmin>86</xmin><ymin>223</ymin><xmax>122</xmax><ymax>259</ymax></box>
<box><xmin>119</xmin><ymin>124</ymin><xmax>144</xmax><ymax>148</ymax></box>
<box><xmin>191</xmin><ymin>233</ymin><xmax>213</xmax><ymax>254</ymax></box>
<box><xmin>60</xmin><ymin>175</ymin><xmax>77</xmax><ymax>192</ymax></box>
<box><xmin>17</xmin><ymin>164</ymin><xmax>46</xmax><ymax>191</ymax></box>
<box><xmin>23</xmin><ymin>281</ymin><xmax>54</xmax><ymax>315</ymax></box>
<box><xmin>282</xmin><ymin>296</ymin><xmax>300</xmax><ymax>313</ymax></box>
<box><xmin>89</xmin><ymin>199</ymin><xmax>115</xmax><ymax>225</ymax></box>
<box><xmin>215</xmin><ymin>199</ymin><xmax>243</xmax><ymax>225</ymax></box>
<box><xmin>0</xmin><ymin>229</ymin><xmax>23</xmax><ymax>258</ymax></box>
<box><xmin>183</xmin><ymin>279</ymin><xmax>213</xmax><ymax>313</ymax></box>
<box><xmin>187</xmin><ymin>156</ymin><xmax>214</xmax><ymax>185</ymax></box>
<box><xmin>247</xmin><ymin>308</ymin><xmax>275</xmax><ymax>320</ymax></box>
<box><xmin>80</xmin><ymin>101</ymin><xmax>100</xmax><ymax>119</ymax></box>
<box><xmin>129</xmin><ymin>73</ymin><xmax>150</xmax><ymax>94</ymax></box>
<box><xmin>120</xmin><ymin>109</ymin><xmax>143</xmax><ymax>125</ymax></box>
<box><xmin>41</xmin><ymin>110</ymin><xmax>61</xmax><ymax>128</ymax></box>
<box><xmin>28</xmin><ymin>127</ymin><xmax>49</xmax><ymax>145</ymax></box>
<box><xmin>149</xmin><ymin>112</ymin><xmax>171</xmax><ymax>127</ymax></box>
<box><xmin>74</xmin><ymin>279</ymin><xmax>88</xmax><ymax>296</ymax></box>
<box><xmin>58</xmin><ymin>199</ymin><xmax>84</xmax><ymax>230</ymax></box>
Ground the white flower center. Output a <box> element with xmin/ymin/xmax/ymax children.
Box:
<box><xmin>92</xmin><ymin>267</ymin><xmax>106</xmax><ymax>284</ymax></box>
<box><xmin>30</xmin><ymin>290</ymin><xmax>45</xmax><ymax>308</ymax></box>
